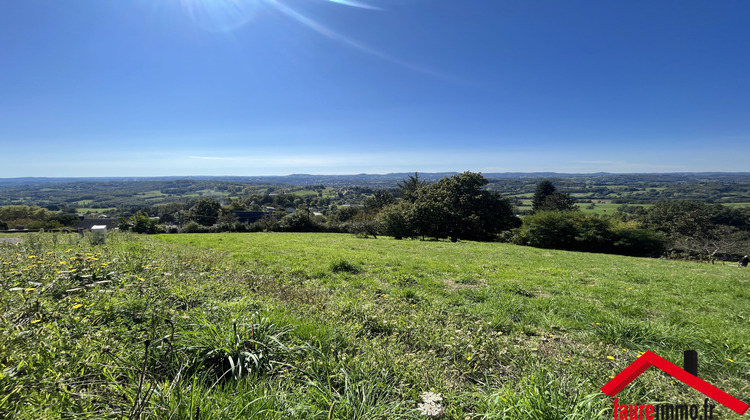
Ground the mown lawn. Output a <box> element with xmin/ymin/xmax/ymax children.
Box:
<box><xmin>1</xmin><ymin>231</ymin><xmax>748</xmax><ymax>419</ymax></box>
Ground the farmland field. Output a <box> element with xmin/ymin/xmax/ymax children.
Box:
<box><xmin>1</xmin><ymin>232</ymin><xmax>749</xmax><ymax>418</ymax></box>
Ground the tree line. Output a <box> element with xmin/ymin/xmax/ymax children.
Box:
<box><xmin>513</xmin><ymin>180</ymin><xmax>750</xmax><ymax>261</ymax></box>
<box><xmin>4</xmin><ymin>173</ymin><xmax>750</xmax><ymax>263</ymax></box>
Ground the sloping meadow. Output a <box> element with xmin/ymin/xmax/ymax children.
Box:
<box><xmin>1</xmin><ymin>231</ymin><xmax>748</xmax><ymax>419</ymax></box>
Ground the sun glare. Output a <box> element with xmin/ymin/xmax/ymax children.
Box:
<box><xmin>178</xmin><ymin>0</ymin><xmax>263</xmax><ymax>32</ymax></box>
<box><xmin>177</xmin><ymin>0</ymin><xmax>380</xmax><ymax>32</ymax></box>
<box><xmin>175</xmin><ymin>0</ymin><xmax>452</xmax><ymax>79</ymax></box>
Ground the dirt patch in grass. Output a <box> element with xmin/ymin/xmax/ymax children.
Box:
<box><xmin>441</xmin><ymin>277</ymin><xmax>486</xmax><ymax>291</ymax></box>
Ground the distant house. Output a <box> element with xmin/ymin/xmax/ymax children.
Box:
<box><xmin>76</xmin><ymin>218</ymin><xmax>118</xmax><ymax>231</ymax></box>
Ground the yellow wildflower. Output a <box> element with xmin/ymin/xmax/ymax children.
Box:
<box><xmin>72</xmin><ymin>304</ymin><xmax>83</xmax><ymax>309</ymax></box>
<box><xmin>607</xmin><ymin>356</ymin><xmax>615</xmax><ymax>360</ymax></box>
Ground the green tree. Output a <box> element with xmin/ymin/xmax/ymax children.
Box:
<box><xmin>397</xmin><ymin>172</ymin><xmax>427</xmax><ymax>202</ymax></box>
<box><xmin>640</xmin><ymin>201</ymin><xmax>750</xmax><ymax>261</ymax></box>
<box><xmin>378</xmin><ymin>201</ymin><xmax>417</xmax><ymax>240</ymax></box>
<box><xmin>50</xmin><ymin>213</ymin><xmax>81</xmax><ymax>227</ymax></box>
<box><xmin>412</xmin><ymin>172</ymin><xmax>520</xmax><ymax>242</ymax></box>
<box><xmin>330</xmin><ymin>206</ymin><xmax>361</xmax><ymax>224</ymax></box>
<box><xmin>190</xmin><ymin>198</ymin><xmax>222</xmax><ymax>226</ymax></box>
<box><xmin>531</xmin><ymin>180</ymin><xmax>577</xmax><ymax>213</ymax></box>
<box><xmin>131</xmin><ymin>212</ymin><xmax>160</xmax><ymax>234</ymax></box>
<box><xmin>0</xmin><ymin>205</ymin><xmax>55</xmax><ymax>228</ymax></box>
<box><xmin>279</xmin><ymin>211</ymin><xmax>322</xmax><ymax>232</ymax></box>
<box><xmin>363</xmin><ymin>190</ymin><xmax>395</xmax><ymax>213</ymax></box>
<box><xmin>118</xmin><ymin>211</ymin><xmax>160</xmax><ymax>234</ymax></box>
<box><xmin>531</xmin><ymin>180</ymin><xmax>557</xmax><ymax>211</ymax></box>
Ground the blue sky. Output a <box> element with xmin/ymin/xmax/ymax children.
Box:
<box><xmin>1</xmin><ymin>0</ymin><xmax>748</xmax><ymax>177</ymax></box>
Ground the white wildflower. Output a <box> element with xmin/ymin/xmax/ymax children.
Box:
<box><xmin>418</xmin><ymin>392</ymin><xmax>444</xmax><ymax>417</ymax></box>
<box><xmin>420</xmin><ymin>392</ymin><xmax>442</xmax><ymax>404</ymax></box>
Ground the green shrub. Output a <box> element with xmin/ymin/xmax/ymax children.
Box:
<box><xmin>180</xmin><ymin>220</ymin><xmax>208</xmax><ymax>233</ymax></box>
<box><xmin>514</xmin><ymin>211</ymin><xmax>665</xmax><ymax>256</ymax></box>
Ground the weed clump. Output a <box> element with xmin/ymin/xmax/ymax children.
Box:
<box><xmin>182</xmin><ymin>311</ymin><xmax>304</xmax><ymax>382</ymax></box>
<box><xmin>330</xmin><ymin>258</ymin><xmax>359</xmax><ymax>274</ymax></box>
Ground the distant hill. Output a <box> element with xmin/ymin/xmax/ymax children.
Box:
<box><xmin>3</xmin><ymin>172</ymin><xmax>750</xmax><ymax>187</ymax></box>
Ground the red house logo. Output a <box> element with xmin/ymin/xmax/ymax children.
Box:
<box><xmin>600</xmin><ymin>351</ymin><xmax>749</xmax><ymax>415</ymax></box>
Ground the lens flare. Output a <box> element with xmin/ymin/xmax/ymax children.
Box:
<box><xmin>324</xmin><ymin>0</ymin><xmax>382</xmax><ymax>10</ymax></box>
<box><xmin>179</xmin><ymin>0</ymin><xmax>262</xmax><ymax>32</ymax></box>
<box><xmin>175</xmin><ymin>0</ymin><xmax>458</xmax><ymax>81</ymax></box>
<box><xmin>267</xmin><ymin>0</ymin><xmax>456</xmax><ymax>80</ymax></box>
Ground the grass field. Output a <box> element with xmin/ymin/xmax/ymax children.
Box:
<box><xmin>75</xmin><ymin>207</ymin><xmax>118</xmax><ymax>214</ymax></box>
<box><xmin>1</xmin><ymin>232</ymin><xmax>748</xmax><ymax>418</ymax></box>
<box><xmin>579</xmin><ymin>203</ymin><xmax>653</xmax><ymax>215</ymax></box>
<box><xmin>515</xmin><ymin>200</ymin><xmax>654</xmax><ymax>215</ymax></box>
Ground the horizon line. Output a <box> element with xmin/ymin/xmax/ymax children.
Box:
<box><xmin>3</xmin><ymin>171</ymin><xmax>750</xmax><ymax>181</ymax></box>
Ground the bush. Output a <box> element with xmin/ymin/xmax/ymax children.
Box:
<box><xmin>377</xmin><ymin>202</ymin><xmax>416</xmax><ymax>239</ymax></box>
<box><xmin>180</xmin><ymin>220</ymin><xmax>208</xmax><ymax>233</ymax></box>
<box><xmin>609</xmin><ymin>221</ymin><xmax>667</xmax><ymax>257</ymax></box>
<box><xmin>513</xmin><ymin>211</ymin><xmax>605</xmax><ymax>252</ymax></box>
<box><xmin>248</xmin><ymin>217</ymin><xmax>279</xmax><ymax>232</ymax></box>
<box><xmin>279</xmin><ymin>211</ymin><xmax>323</xmax><ymax>232</ymax></box>
<box><xmin>514</xmin><ymin>211</ymin><xmax>665</xmax><ymax>256</ymax></box>
<box><xmin>346</xmin><ymin>215</ymin><xmax>379</xmax><ymax>238</ymax></box>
